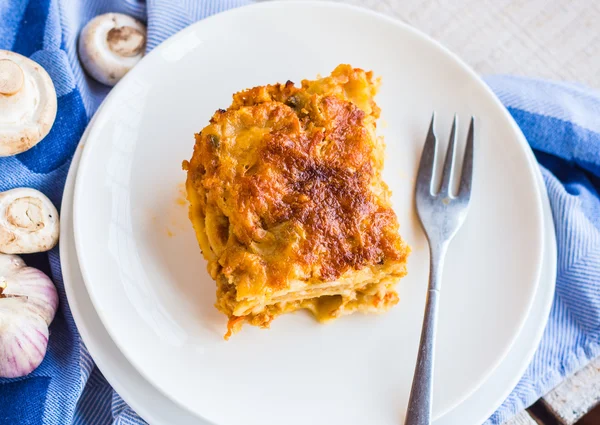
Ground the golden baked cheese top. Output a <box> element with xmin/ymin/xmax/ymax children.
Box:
<box><xmin>185</xmin><ymin>64</ymin><xmax>409</xmax><ymax>297</ymax></box>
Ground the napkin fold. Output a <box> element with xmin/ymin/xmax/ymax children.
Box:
<box><xmin>0</xmin><ymin>1</ymin><xmax>598</xmax><ymax>424</ymax></box>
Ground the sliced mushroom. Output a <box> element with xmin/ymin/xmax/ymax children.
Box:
<box><xmin>78</xmin><ymin>13</ymin><xmax>147</xmax><ymax>86</ymax></box>
<box><xmin>0</xmin><ymin>50</ymin><xmax>57</xmax><ymax>157</ymax></box>
<box><xmin>0</xmin><ymin>188</ymin><xmax>59</xmax><ymax>254</ymax></box>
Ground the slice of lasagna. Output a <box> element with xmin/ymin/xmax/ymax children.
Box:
<box><xmin>184</xmin><ymin>64</ymin><xmax>410</xmax><ymax>339</ymax></box>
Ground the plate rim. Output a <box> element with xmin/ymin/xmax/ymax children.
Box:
<box><xmin>71</xmin><ymin>1</ymin><xmax>546</xmax><ymax>422</ymax></box>
<box><xmin>437</xmin><ymin>117</ymin><xmax>557</xmax><ymax>423</ymax></box>
<box><xmin>61</xmin><ymin>113</ymin><xmax>210</xmax><ymax>425</ymax></box>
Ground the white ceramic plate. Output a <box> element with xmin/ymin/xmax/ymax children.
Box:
<box><xmin>72</xmin><ymin>2</ymin><xmax>544</xmax><ymax>424</ymax></box>
<box><xmin>62</xmin><ymin>118</ymin><xmax>555</xmax><ymax>425</ymax></box>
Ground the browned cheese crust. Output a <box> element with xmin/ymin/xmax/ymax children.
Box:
<box><xmin>184</xmin><ymin>64</ymin><xmax>410</xmax><ymax>338</ymax></box>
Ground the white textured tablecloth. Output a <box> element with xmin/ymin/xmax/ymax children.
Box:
<box><xmin>305</xmin><ymin>0</ymin><xmax>600</xmax><ymax>88</ymax></box>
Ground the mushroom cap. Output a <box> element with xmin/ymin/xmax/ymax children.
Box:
<box><xmin>0</xmin><ymin>50</ymin><xmax>57</xmax><ymax>157</ymax></box>
<box><xmin>0</xmin><ymin>188</ymin><xmax>60</xmax><ymax>254</ymax></box>
<box><xmin>78</xmin><ymin>13</ymin><xmax>146</xmax><ymax>87</ymax></box>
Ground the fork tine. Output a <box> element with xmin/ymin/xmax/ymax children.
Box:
<box><xmin>416</xmin><ymin>113</ymin><xmax>438</xmax><ymax>197</ymax></box>
<box><xmin>439</xmin><ymin>115</ymin><xmax>458</xmax><ymax>196</ymax></box>
<box><xmin>458</xmin><ymin>116</ymin><xmax>475</xmax><ymax>199</ymax></box>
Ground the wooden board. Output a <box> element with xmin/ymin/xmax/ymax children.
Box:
<box><xmin>541</xmin><ymin>355</ymin><xmax>600</xmax><ymax>424</ymax></box>
<box><xmin>503</xmin><ymin>411</ymin><xmax>539</xmax><ymax>425</ymax></box>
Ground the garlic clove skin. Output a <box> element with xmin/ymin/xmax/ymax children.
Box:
<box><xmin>0</xmin><ymin>188</ymin><xmax>60</xmax><ymax>254</ymax></box>
<box><xmin>0</xmin><ymin>253</ymin><xmax>58</xmax><ymax>378</ymax></box>
<box><xmin>78</xmin><ymin>13</ymin><xmax>146</xmax><ymax>87</ymax></box>
<box><xmin>0</xmin><ymin>252</ymin><xmax>26</xmax><ymax>272</ymax></box>
<box><xmin>0</xmin><ymin>297</ymin><xmax>50</xmax><ymax>378</ymax></box>
<box><xmin>1</xmin><ymin>255</ymin><xmax>59</xmax><ymax>324</ymax></box>
<box><xmin>0</xmin><ymin>50</ymin><xmax>58</xmax><ymax>157</ymax></box>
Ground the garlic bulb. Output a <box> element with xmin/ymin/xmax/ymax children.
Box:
<box><xmin>0</xmin><ymin>50</ymin><xmax>57</xmax><ymax>156</ymax></box>
<box><xmin>0</xmin><ymin>188</ymin><xmax>60</xmax><ymax>254</ymax></box>
<box><xmin>0</xmin><ymin>253</ymin><xmax>58</xmax><ymax>378</ymax></box>
<box><xmin>78</xmin><ymin>13</ymin><xmax>146</xmax><ymax>86</ymax></box>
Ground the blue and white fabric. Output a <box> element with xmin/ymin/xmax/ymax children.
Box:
<box><xmin>0</xmin><ymin>1</ymin><xmax>598</xmax><ymax>424</ymax></box>
<box><xmin>483</xmin><ymin>76</ymin><xmax>600</xmax><ymax>424</ymax></box>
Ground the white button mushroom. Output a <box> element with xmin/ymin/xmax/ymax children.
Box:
<box><xmin>0</xmin><ymin>253</ymin><xmax>58</xmax><ymax>378</ymax></box>
<box><xmin>78</xmin><ymin>13</ymin><xmax>147</xmax><ymax>86</ymax></box>
<box><xmin>0</xmin><ymin>50</ymin><xmax>57</xmax><ymax>157</ymax></box>
<box><xmin>0</xmin><ymin>188</ymin><xmax>59</xmax><ymax>254</ymax></box>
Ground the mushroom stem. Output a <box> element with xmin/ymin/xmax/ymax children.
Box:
<box><xmin>0</xmin><ymin>50</ymin><xmax>57</xmax><ymax>157</ymax></box>
<box><xmin>107</xmin><ymin>26</ymin><xmax>145</xmax><ymax>57</ymax></box>
<box><xmin>78</xmin><ymin>13</ymin><xmax>146</xmax><ymax>86</ymax></box>
<box><xmin>0</xmin><ymin>59</ymin><xmax>24</xmax><ymax>96</ymax></box>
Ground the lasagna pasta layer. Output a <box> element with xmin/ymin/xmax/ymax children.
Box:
<box><xmin>184</xmin><ymin>64</ymin><xmax>410</xmax><ymax>338</ymax></box>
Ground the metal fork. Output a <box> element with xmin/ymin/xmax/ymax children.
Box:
<box><xmin>405</xmin><ymin>114</ymin><xmax>475</xmax><ymax>425</ymax></box>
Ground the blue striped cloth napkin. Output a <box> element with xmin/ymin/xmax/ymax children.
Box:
<box><xmin>0</xmin><ymin>1</ymin><xmax>598</xmax><ymax>424</ymax></box>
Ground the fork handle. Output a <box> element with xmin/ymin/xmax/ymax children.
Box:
<box><xmin>405</xmin><ymin>244</ymin><xmax>447</xmax><ymax>425</ymax></box>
